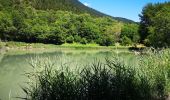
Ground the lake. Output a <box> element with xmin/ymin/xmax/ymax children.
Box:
<box><xmin>0</xmin><ymin>49</ymin><xmax>137</xmax><ymax>100</ymax></box>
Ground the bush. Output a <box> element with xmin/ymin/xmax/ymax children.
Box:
<box><xmin>120</xmin><ymin>23</ymin><xmax>139</xmax><ymax>45</ymax></box>
<box><xmin>74</xmin><ymin>35</ymin><xmax>81</xmax><ymax>43</ymax></box>
<box><xmin>66</xmin><ymin>36</ymin><xmax>74</xmax><ymax>43</ymax></box>
<box><xmin>120</xmin><ymin>36</ymin><xmax>132</xmax><ymax>46</ymax></box>
<box><xmin>80</xmin><ymin>38</ymin><xmax>87</xmax><ymax>44</ymax></box>
<box><xmin>98</xmin><ymin>35</ymin><xmax>115</xmax><ymax>46</ymax></box>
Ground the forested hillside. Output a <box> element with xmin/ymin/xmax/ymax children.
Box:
<box><xmin>0</xmin><ymin>0</ymin><xmax>140</xmax><ymax>46</ymax></box>
<box><xmin>0</xmin><ymin>0</ymin><xmax>134</xmax><ymax>23</ymax></box>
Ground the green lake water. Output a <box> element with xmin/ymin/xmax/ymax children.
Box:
<box><xmin>0</xmin><ymin>49</ymin><xmax>137</xmax><ymax>100</ymax></box>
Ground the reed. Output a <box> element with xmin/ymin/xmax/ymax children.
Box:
<box><xmin>22</xmin><ymin>49</ymin><xmax>170</xmax><ymax>100</ymax></box>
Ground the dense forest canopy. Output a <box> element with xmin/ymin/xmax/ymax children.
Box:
<box><xmin>0</xmin><ymin>0</ymin><xmax>134</xmax><ymax>23</ymax></box>
<box><xmin>0</xmin><ymin>0</ymin><xmax>169</xmax><ymax>47</ymax></box>
<box><xmin>0</xmin><ymin>0</ymin><xmax>139</xmax><ymax>46</ymax></box>
<box><xmin>139</xmin><ymin>2</ymin><xmax>170</xmax><ymax>47</ymax></box>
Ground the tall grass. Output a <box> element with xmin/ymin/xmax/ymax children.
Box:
<box><xmin>22</xmin><ymin>49</ymin><xmax>170</xmax><ymax>100</ymax></box>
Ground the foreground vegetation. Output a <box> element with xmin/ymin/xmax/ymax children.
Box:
<box><xmin>23</xmin><ymin>49</ymin><xmax>170</xmax><ymax>100</ymax></box>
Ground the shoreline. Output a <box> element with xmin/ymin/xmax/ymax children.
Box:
<box><xmin>0</xmin><ymin>41</ymin><xmax>144</xmax><ymax>55</ymax></box>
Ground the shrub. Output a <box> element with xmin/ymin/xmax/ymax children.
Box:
<box><xmin>80</xmin><ymin>38</ymin><xmax>87</xmax><ymax>44</ymax></box>
<box><xmin>74</xmin><ymin>35</ymin><xmax>81</xmax><ymax>43</ymax></box>
<box><xmin>98</xmin><ymin>35</ymin><xmax>115</xmax><ymax>46</ymax></box>
<box><xmin>66</xmin><ymin>36</ymin><xmax>74</xmax><ymax>43</ymax></box>
<box><xmin>120</xmin><ymin>36</ymin><xmax>132</xmax><ymax>46</ymax></box>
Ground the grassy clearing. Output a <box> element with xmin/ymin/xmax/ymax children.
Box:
<box><xmin>0</xmin><ymin>41</ymin><xmax>133</xmax><ymax>55</ymax></box>
<box><xmin>3</xmin><ymin>41</ymin><xmax>59</xmax><ymax>49</ymax></box>
<box><xmin>0</xmin><ymin>41</ymin><xmax>132</xmax><ymax>50</ymax></box>
<box><xmin>22</xmin><ymin>49</ymin><xmax>170</xmax><ymax>100</ymax></box>
<box><xmin>61</xmin><ymin>43</ymin><xmax>134</xmax><ymax>49</ymax></box>
<box><xmin>0</xmin><ymin>41</ymin><xmax>134</xmax><ymax>56</ymax></box>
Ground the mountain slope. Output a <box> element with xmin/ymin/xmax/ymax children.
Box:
<box><xmin>30</xmin><ymin>0</ymin><xmax>134</xmax><ymax>23</ymax></box>
<box><xmin>0</xmin><ymin>0</ymin><xmax>135</xmax><ymax>23</ymax></box>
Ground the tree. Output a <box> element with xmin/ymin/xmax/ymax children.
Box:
<box><xmin>98</xmin><ymin>34</ymin><xmax>115</xmax><ymax>46</ymax></box>
<box><xmin>139</xmin><ymin>2</ymin><xmax>170</xmax><ymax>47</ymax></box>
<box><xmin>0</xmin><ymin>11</ymin><xmax>16</xmax><ymax>40</ymax></box>
<box><xmin>66</xmin><ymin>36</ymin><xmax>74</xmax><ymax>43</ymax></box>
<box><xmin>120</xmin><ymin>23</ymin><xmax>140</xmax><ymax>45</ymax></box>
<box><xmin>120</xmin><ymin>36</ymin><xmax>132</xmax><ymax>46</ymax></box>
<box><xmin>78</xmin><ymin>19</ymin><xmax>100</xmax><ymax>43</ymax></box>
<box><xmin>0</xmin><ymin>2</ymin><xmax>138</xmax><ymax>46</ymax></box>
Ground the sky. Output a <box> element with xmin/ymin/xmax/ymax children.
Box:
<box><xmin>79</xmin><ymin>0</ymin><xmax>169</xmax><ymax>22</ymax></box>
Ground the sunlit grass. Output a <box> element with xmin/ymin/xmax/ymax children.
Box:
<box><xmin>0</xmin><ymin>41</ymin><xmax>133</xmax><ymax>48</ymax></box>
<box><xmin>61</xmin><ymin>43</ymin><xmax>100</xmax><ymax>47</ymax></box>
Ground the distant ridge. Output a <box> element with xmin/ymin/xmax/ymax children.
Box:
<box><xmin>0</xmin><ymin>0</ymin><xmax>135</xmax><ymax>23</ymax></box>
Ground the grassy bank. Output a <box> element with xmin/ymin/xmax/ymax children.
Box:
<box><xmin>1</xmin><ymin>41</ymin><xmax>142</xmax><ymax>56</ymax></box>
<box><xmin>0</xmin><ymin>41</ymin><xmax>138</xmax><ymax>50</ymax></box>
<box><xmin>22</xmin><ymin>49</ymin><xmax>170</xmax><ymax>100</ymax></box>
<box><xmin>0</xmin><ymin>41</ymin><xmax>136</xmax><ymax>55</ymax></box>
<box><xmin>0</xmin><ymin>41</ymin><xmax>135</xmax><ymax>54</ymax></box>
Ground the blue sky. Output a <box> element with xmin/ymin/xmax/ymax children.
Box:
<box><xmin>79</xmin><ymin>0</ymin><xmax>169</xmax><ymax>22</ymax></box>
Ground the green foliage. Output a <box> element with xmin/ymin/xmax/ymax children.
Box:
<box><xmin>23</xmin><ymin>50</ymin><xmax>170</xmax><ymax>100</ymax></box>
<box><xmin>0</xmin><ymin>0</ymin><xmax>134</xmax><ymax>23</ymax></box>
<box><xmin>0</xmin><ymin>7</ymin><xmax>127</xmax><ymax>46</ymax></box>
<box><xmin>80</xmin><ymin>38</ymin><xmax>87</xmax><ymax>44</ymax></box>
<box><xmin>0</xmin><ymin>0</ymin><xmax>138</xmax><ymax>46</ymax></box>
<box><xmin>66</xmin><ymin>36</ymin><xmax>74</xmax><ymax>43</ymax></box>
<box><xmin>120</xmin><ymin>23</ymin><xmax>140</xmax><ymax>45</ymax></box>
<box><xmin>98</xmin><ymin>34</ymin><xmax>115</xmax><ymax>46</ymax></box>
<box><xmin>139</xmin><ymin>2</ymin><xmax>170</xmax><ymax>47</ymax></box>
<box><xmin>0</xmin><ymin>11</ymin><xmax>16</xmax><ymax>40</ymax></box>
<box><xmin>78</xmin><ymin>21</ymin><xmax>100</xmax><ymax>43</ymax></box>
<box><xmin>121</xmin><ymin>36</ymin><xmax>132</xmax><ymax>46</ymax></box>
<box><xmin>74</xmin><ymin>35</ymin><xmax>81</xmax><ymax>43</ymax></box>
